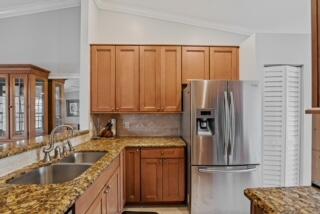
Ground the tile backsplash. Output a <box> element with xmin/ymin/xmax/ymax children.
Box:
<box><xmin>91</xmin><ymin>114</ymin><xmax>181</xmax><ymax>137</ymax></box>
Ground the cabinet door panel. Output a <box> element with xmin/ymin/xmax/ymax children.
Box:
<box><xmin>160</xmin><ymin>46</ymin><xmax>182</xmax><ymax>112</ymax></box>
<box><xmin>85</xmin><ymin>192</ymin><xmax>103</xmax><ymax>214</ymax></box>
<box><xmin>10</xmin><ymin>74</ymin><xmax>28</xmax><ymax>140</ymax></box>
<box><xmin>182</xmin><ymin>46</ymin><xmax>209</xmax><ymax>84</ymax></box>
<box><xmin>210</xmin><ymin>47</ymin><xmax>239</xmax><ymax>80</ymax></box>
<box><xmin>116</xmin><ymin>46</ymin><xmax>139</xmax><ymax>112</ymax></box>
<box><xmin>91</xmin><ymin>45</ymin><xmax>116</xmax><ymax>112</ymax></box>
<box><xmin>105</xmin><ymin>168</ymin><xmax>120</xmax><ymax>214</ymax></box>
<box><xmin>162</xmin><ymin>158</ymin><xmax>185</xmax><ymax>202</ymax></box>
<box><xmin>140</xmin><ymin>46</ymin><xmax>161</xmax><ymax>112</ymax></box>
<box><xmin>141</xmin><ymin>158</ymin><xmax>163</xmax><ymax>202</ymax></box>
<box><xmin>0</xmin><ymin>74</ymin><xmax>9</xmax><ymax>140</ymax></box>
<box><xmin>125</xmin><ymin>148</ymin><xmax>141</xmax><ymax>202</ymax></box>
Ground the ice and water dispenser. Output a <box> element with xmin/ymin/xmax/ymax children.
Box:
<box><xmin>196</xmin><ymin>108</ymin><xmax>215</xmax><ymax>136</ymax></box>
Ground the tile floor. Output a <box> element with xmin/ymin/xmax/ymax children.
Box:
<box><xmin>124</xmin><ymin>206</ymin><xmax>189</xmax><ymax>214</ymax></box>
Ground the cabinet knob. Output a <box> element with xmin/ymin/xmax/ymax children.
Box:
<box><xmin>104</xmin><ymin>185</ymin><xmax>111</xmax><ymax>193</ymax></box>
<box><xmin>161</xmin><ymin>151</ymin><xmax>164</xmax><ymax>156</ymax></box>
<box><xmin>136</xmin><ymin>148</ymin><xmax>140</xmax><ymax>152</ymax></box>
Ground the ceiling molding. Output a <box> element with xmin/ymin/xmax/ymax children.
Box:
<box><xmin>0</xmin><ymin>0</ymin><xmax>80</xmax><ymax>19</ymax></box>
<box><xmin>94</xmin><ymin>0</ymin><xmax>252</xmax><ymax>35</ymax></box>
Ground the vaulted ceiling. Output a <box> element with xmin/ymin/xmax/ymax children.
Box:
<box><xmin>0</xmin><ymin>0</ymin><xmax>311</xmax><ymax>35</ymax></box>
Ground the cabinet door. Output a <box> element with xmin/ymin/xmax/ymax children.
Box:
<box><xmin>141</xmin><ymin>158</ymin><xmax>163</xmax><ymax>202</ymax></box>
<box><xmin>85</xmin><ymin>192</ymin><xmax>103</xmax><ymax>214</ymax></box>
<box><xmin>116</xmin><ymin>46</ymin><xmax>139</xmax><ymax>112</ymax></box>
<box><xmin>104</xmin><ymin>168</ymin><xmax>121</xmax><ymax>214</ymax></box>
<box><xmin>0</xmin><ymin>74</ymin><xmax>9</xmax><ymax>140</ymax></box>
<box><xmin>210</xmin><ymin>47</ymin><xmax>239</xmax><ymax>80</ymax></box>
<box><xmin>162</xmin><ymin>158</ymin><xmax>185</xmax><ymax>202</ymax></box>
<box><xmin>182</xmin><ymin>46</ymin><xmax>209</xmax><ymax>84</ymax></box>
<box><xmin>29</xmin><ymin>76</ymin><xmax>48</xmax><ymax>137</ymax></box>
<box><xmin>160</xmin><ymin>46</ymin><xmax>182</xmax><ymax>112</ymax></box>
<box><xmin>91</xmin><ymin>45</ymin><xmax>116</xmax><ymax>112</ymax></box>
<box><xmin>140</xmin><ymin>46</ymin><xmax>161</xmax><ymax>112</ymax></box>
<box><xmin>10</xmin><ymin>74</ymin><xmax>28</xmax><ymax>140</ymax></box>
<box><xmin>125</xmin><ymin>148</ymin><xmax>141</xmax><ymax>202</ymax></box>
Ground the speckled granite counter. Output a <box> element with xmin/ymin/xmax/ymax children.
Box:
<box><xmin>0</xmin><ymin>130</ymin><xmax>89</xmax><ymax>160</ymax></box>
<box><xmin>245</xmin><ymin>186</ymin><xmax>320</xmax><ymax>213</ymax></box>
<box><xmin>0</xmin><ymin>137</ymin><xmax>185</xmax><ymax>214</ymax></box>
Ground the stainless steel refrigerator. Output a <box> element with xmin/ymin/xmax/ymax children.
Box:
<box><xmin>182</xmin><ymin>80</ymin><xmax>262</xmax><ymax>214</ymax></box>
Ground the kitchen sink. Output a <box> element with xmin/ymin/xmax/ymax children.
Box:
<box><xmin>8</xmin><ymin>164</ymin><xmax>91</xmax><ymax>185</ymax></box>
<box><xmin>58</xmin><ymin>151</ymin><xmax>107</xmax><ymax>164</ymax></box>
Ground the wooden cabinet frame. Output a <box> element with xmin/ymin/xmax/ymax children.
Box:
<box><xmin>48</xmin><ymin>79</ymin><xmax>65</xmax><ymax>133</ymax></box>
<box><xmin>0</xmin><ymin>74</ymin><xmax>9</xmax><ymax>141</ymax></box>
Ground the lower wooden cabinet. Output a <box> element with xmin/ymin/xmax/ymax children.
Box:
<box><xmin>141</xmin><ymin>158</ymin><xmax>163</xmax><ymax>202</ymax></box>
<box><xmin>125</xmin><ymin>148</ymin><xmax>141</xmax><ymax>203</ymax></box>
<box><xmin>126</xmin><ymin>147</ymin><xmax>185</xmax><ymax>204</ymax></box>
<box><xmin>162</xmin><ymin>158</ymin><xmax>185</xmax><ymax>201</ymax></box>
<box><xmin>75</xmin><ymin>155</ymin><xmax>122</xmax><ymax>214</ymax></box>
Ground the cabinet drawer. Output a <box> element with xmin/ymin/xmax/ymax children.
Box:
<box><xmin>141</xmin><ymin>147</ymin><xmax>184</xmax><ymax>159</ymax></box>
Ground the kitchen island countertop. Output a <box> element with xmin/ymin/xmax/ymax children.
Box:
<box><xmin>245</xmin><ymin>186</ymin><xmax>320</xmax><ymax>213</ymax></box>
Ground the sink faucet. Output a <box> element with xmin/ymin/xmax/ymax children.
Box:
<box><xmin>43</xmin><ymin>125</ymin><xmax>75</xmax><ymax>162</ymax></box>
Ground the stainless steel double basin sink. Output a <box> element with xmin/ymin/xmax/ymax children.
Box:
<box><xmin>8</xmin><ymin>152</ymin><xmax>107</xmax><ymax>185</ymax></box>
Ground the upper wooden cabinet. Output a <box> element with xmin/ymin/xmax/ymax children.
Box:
<box><xmin>210</xmin><ymin>47</ymin><xmax>239</xmax><ymax>80</ymax></box>
<box><xmin>182</xmin><ymin>46</ymin><xmax>209</xmax><ymax>84</ymax></box>
<box><xmin>91</xmin><ymin>45</ymin><xmax>116</xmax><ymax>112</ymax></box>
<box><xmin>312</xmin><ymin>0</ymin><xmax>320</xmax><ymax>107</ymax></box>
<box><xmin>140</xmin><ymin>46</ymin><xmax>161</xmax><ymax>112</ymax></box>
<box><xmin>0</xmin><ymin>65</ymin><xmax>49</xmax><ymax>142</ymax></box>
<box><xmin>160</xmin><ymin>46</ymin><xmax>182</xmax><ymax>112</ymax></box>
<box><xmin>116</xmin><ymin>46</ymin><xmax>140</xmax><ymax>112</ymax></box>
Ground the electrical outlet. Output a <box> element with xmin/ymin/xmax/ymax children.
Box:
<box><xmin>124</xmin><ymin>121</ymin><xmax>130</xmax><ymax>129</ymax></box>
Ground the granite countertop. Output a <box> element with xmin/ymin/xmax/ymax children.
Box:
<box><xmin>245</xmin><ymin>186</ymin><xmax>320</xmax><ymax>213</ymax></box>
<box><xmin>0</xmin><ymin>137</ymin><xmax>185</xmax><ymax>214</ymax></box>
<box><xmin>0</xmin><ymin>130</ymin><xmax>90</xmax><ymax>160</ymax></box>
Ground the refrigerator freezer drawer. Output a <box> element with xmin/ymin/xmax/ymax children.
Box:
<box><xmin>191</xmin><ymin>165</ymin><xmax>261</xmax><ymax>214</ymax></box>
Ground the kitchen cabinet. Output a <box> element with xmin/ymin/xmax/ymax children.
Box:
<box><xmin>125</xmin><ymin>147</ymin><xmax>185</xmax><ymax>204</ymax></box>
<box><xmin>76</xmin><ymin>155</ymin><xmax>122</xmax><ymax>214</ymax></box>
<box><xmin>140</xmin><ymin>46</ymin><xmax>161</xmax><ymax>112</ymax></box>
<box><xmin>0</xmin><ymin>65</ymin><xmax>49</xmax><ymax>142</ymax></box>
<box><xmin>162</xmin><ymin>158</ymin><xmax>185</xmax><ymax>201</ymax></box>
<box><xmin>210</xmin><ymin>47</ymin><xmax>239</xmax><ymax>80</ymax></box>
<box><xmin>141</xmin><ymin>158</ymin><xmax>163</xmax><ymax>202</ymax></box>
<box><xmin>140</xmin><ymin>46</ymin><xmax>181</xmax><ymax>112</ymax></box>
<box><xmin>116</xmin><ymin>46</ymin><xmax>140</xmax><ymax>112</ymax></box>
<box><xmin>160</xmin><ymin>46</ymin><xmax>182</xmax><ymax>112</ymax></box>
<box><xmin>182</xmin><ymin>46</ymin><xmax>209</xmax><ymax>84</ymax></box>
<box><xmin>125</xmin><ymin>148</ymin><xmax>141</xmax><ymax>203</ymax></box>
<box><xmin>91</xmin><ymin>45</ymin><xmax>116</xmax><ymax>112</ymax></box>
<box><xmin>313</xmin><ymin>0</ymin><xmax>320</xmax><ymax>106</ymax></box>
<box><xmin>48</xmin><ymin>79</ymin><xmax>65</xmax><ymax>132</ymax></box>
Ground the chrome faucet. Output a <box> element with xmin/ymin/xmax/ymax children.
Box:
<box><xmin>43</xmin><ymin>125</ymin><xmax>75</xmax><ymax>162</ymax></box>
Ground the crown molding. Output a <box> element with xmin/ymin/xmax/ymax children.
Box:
<box><xmin>0</xmin><ymin>0</ymin><xmax>80</xmax><ymax>19</ymax></box>
<box><xmin>94</xmin><ymin>0</ymin><xmax>252</xmax><ymax>36</ymax></box>
<box><xmin>49</xmin><ymin>73</ymin><xmax>80</xmax><ymax>79</ymax></box>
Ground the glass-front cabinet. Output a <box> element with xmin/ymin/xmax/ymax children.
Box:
<box><xmin>48</xmin><ymin>79</ymin><xmax>65</xmax><ymax>132</ymax></box>
<box><xmin>0</xmin><ymin>65</ymin><xmax>49</xmax><ymax>142</ymax></box>
<box><xmin>0</xmin><ymin>75</ymin><xmax>8</xmax><ymax>140</ymax></box>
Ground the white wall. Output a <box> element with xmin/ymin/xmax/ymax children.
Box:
<box><xmin>91</xmin><ymin>10</ymin><xmax>247</xmax><ymax>45</ymax></box>
<box><xmin>0</xmin><ymin>7</ymin><xmax>80</xmax><ymax>77</ymax></box>
<box><xmin>240</xmin><ymin>33</ymin><xmax>312</xmax><ymax>186</ymax></box>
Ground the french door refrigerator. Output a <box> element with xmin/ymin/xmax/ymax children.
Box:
<box><xmin>182</xmin><ymin>80</ymin><xmax>261</xmax><ymax>214</ymax></box>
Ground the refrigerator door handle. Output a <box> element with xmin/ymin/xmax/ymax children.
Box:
<box><xmin>224</xmin><ymin>91</ymin><xmax>230</xmax><ymax>163</ymax></box>
<box><xmin>198</xmin><ymin>166</ymin><xmax>257</xmax><ymax>174</ymax></box>
<box><xmin>229</xmin><ymin>91</ymin><xmax>236</xmax><ymax>162</ymax></box>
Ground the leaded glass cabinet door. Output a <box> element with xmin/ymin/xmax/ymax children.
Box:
<box><xmin>55</xmin><ymin>83</ymin><xmax>64</xmax><ymax>127</ymax></box>
<box><xmin>10</xmin><ymin>75</ymin><xmax>28</xmax><ymax>140</ymax></box>
<box><xmin>29</xmin><ymin>76</ymin><xmax>48</xmax><ymax>137</ymax></box>
<box><xmin>0</xmin><ymin>75</ymin><xmax>9</xmax><ymax>140</ymax></box>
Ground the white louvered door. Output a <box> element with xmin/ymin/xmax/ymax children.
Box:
<box><xmin>263</xmin><ymin>65</ymin><xmax>302</xmax><ymax>187</ymax></box>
